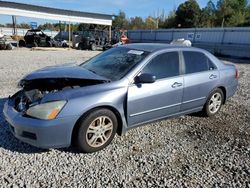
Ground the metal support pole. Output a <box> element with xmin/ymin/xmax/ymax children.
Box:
<box><xmin>59</xmin><ymin>21</ymin><xmax>62</xmax><ymax>41</ymax></box>
<box><xmin>171</xmin><ymin>29</ymin><xmax>174</xmax><ymax>41</ymax></box>
<box><xmin>221</xmin><ymin>29</ymin><xmax>226</xmax><ymax>45</ymax></box>
<box><xmin>68</xmin><ymin>22</ymin><xmax>71</xmax><ymax>48</ymax></box>
<box><xmin>12</xmin><ymin>15</ymin><xmax>17</xmax><ymax>35</ymax></box>
<box><xmin>109</xmin><ymin>25</ymin><xmax>112</xmax><ymax>43</ymax></box>
<box><xmin>140</xmin><ymin>31</ymin><xmax>142</xmax><ymax>42</ymax></box>
<box><xmin>193</xmin><ymin>28</ymin><xmax>197</xmax><ymax>43</ymax></box>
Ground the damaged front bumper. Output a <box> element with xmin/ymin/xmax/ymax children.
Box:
<box><xmin>3</xmin><ymin>97</ymin><xmax>79</xmax><ymax>149</ymax></box>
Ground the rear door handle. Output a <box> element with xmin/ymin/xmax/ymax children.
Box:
<box><xmin>209</xmin><ymin>74</ymin><xmax>217</xmax><ymax>79</ymax></box>
<box><xmin>172</xmin><ymin>82</ymin><xmax>183</xmax><ymax>88</ymax></box>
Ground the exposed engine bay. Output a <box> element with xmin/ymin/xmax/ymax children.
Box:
<box><xmin>13</xmin><ymin>78</ymin><xmax>107</xmax><ymax>112</ymax></box>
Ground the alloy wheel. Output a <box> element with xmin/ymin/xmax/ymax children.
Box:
<box><xmin>208</xmin><ymin>92</ymin><xmax>222</xmax><ymax>114</ymax></box>
<box><xmin>86</xmin><ymin>116</ymin><xmax>113</xmax><ymax>148</ymax></box>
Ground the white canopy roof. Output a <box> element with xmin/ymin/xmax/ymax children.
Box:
<box><xmin>0</xmin><ymin>1</ymin><xmax>113</xmax><ymax>26</ymax></box>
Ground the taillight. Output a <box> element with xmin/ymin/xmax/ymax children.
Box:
<box><xmin>235</xmin><ymin>67</ymin><xmax>239</xmax><ymax>79</ymax></box>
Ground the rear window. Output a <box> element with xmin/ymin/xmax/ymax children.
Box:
<box><xmin>183</xmin><ymin>51</ymin><xmax>216</xmax><ymax>74</ymax></box>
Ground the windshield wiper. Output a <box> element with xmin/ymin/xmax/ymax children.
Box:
<box><xmin>88</xmin><ymin>69</ymin><xmax>97</xmax><ymax>74</ymax></box>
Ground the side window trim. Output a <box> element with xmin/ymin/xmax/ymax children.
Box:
<box><xmin>137</xmin><ymin>50</ymin><xmax>182</xmax><ymax>82</ymax></box>
<box><xmin>181</xmin><ymin>51</ymin><xmax>218</xmax><ymax>75</ymax></box>
<box><xmin>207</xmin><ymin>56</ymin><xmax>218</xmax><ymax>70</ymax></box>
<box><xmin>129</xmin><ymin>50</ymin><xmax>183</xmax><ymax>85</ymax></box>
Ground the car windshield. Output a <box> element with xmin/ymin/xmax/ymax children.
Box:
<box><xmin>81</xmin><ymin>47</ymin><xmax>150</xmax><ymax>81</ymax></box>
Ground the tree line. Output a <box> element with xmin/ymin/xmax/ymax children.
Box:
<box><xmin>113</xmin><ymin>0</ymin><xmax>250</xmax><ymax>29</ymax></box>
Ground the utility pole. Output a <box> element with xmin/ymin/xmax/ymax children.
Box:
<box><xmin>109</xmin><ymin>25</ymin><xmax>112</xmax><ymax>43</ymax></box>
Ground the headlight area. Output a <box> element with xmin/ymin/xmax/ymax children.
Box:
<box><xmin>26</xmin><ymin>101</ymin><xmax>67</xmax><ymax>120</ymax></box>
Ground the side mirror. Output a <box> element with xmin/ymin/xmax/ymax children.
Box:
<box><xmin>136</xmin><ymin>73</ymin><xmax>156</xmax><ymax>84</ymax></box>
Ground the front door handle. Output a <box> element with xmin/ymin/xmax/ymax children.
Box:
<box><xmin>172</xmin><ymin>82</ymin><xmax>182</xmax><ymax>88</ymax></box>
<box><xmin>209</xmin><ymin>74</ymin><xmax>217</xmax><ymax>79</ymax></box>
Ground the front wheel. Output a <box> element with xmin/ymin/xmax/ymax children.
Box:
<box><xmin>18</xmin><ymin>40</ymin><xmax>26</xmax><ymax>47</ymax></box>
<box><xmin>33</xmin><ymin>42</ymin><xmax>38</xmax><ymax>47</ymax></box>
<box><xmin>46</xmin><ymin>41</ymin><xmax>52</xmax><ymax>47</ymax></box>
<box><xmin>203</xmin><ymin>88</ymin><xmax>224</xmax><ymax>117</ymax></box>
<box><xmin>77</xmin><ymin>109</ymin><xmax>118</xmax><ymax>153</ymax></box>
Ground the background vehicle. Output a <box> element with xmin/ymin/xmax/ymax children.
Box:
<box><xmin>73</xmin><ymin>29</ymin><xmax>129</xmax><ymax>51</ymax></box>
<box><xmin>73</xmin><ymin>30</ymin><xmax>109</xmax><ymax>50</ymax></box>
<box><xmin>3</xmin><ymin>44</ymin><xmax>238</xmax><ymax>153</ymax></box>
<box><xmin>0</xmin><ymin>34</ymin><xmax>13</xmax><ymax>50</ymax></box>
<box><xmin>19</xmin><ymin>29</ymin><xmax>57</xmax><ymax>47</ymax></box>
<box><xmin>0</xmin><ymin>34</ymin><xmax>7</xmax><ymax>50</ymax></box>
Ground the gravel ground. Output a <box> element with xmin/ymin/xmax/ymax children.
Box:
<box><xmin>0</xmin><ymin>49</ymin><xmax>249</xmax><ymax>188</ymax></box>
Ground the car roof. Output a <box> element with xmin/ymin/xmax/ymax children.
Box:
<box><xmin>122</xmin><ymin>43</ymin><xmax>201</xmax><ymax>53</ymax></box>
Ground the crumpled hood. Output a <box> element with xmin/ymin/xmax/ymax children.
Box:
<box><xmin>22</xmin><ymin>64</ymin><xmax>109</xmax><ymax>82</ymax></box>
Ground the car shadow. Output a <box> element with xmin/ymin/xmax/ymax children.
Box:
<box><xmin>0</xmin><ymin>97</ymin><xmax>47</xmax><ymax>154</ymax></box>
<box><xmin>188</xmin><ymin>112</ymin><xmax>206</xmax><ymax>117</ymax></box>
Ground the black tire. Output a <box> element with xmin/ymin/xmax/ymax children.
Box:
<box><xmin>46</xmin><ymin>41</ymin><xmax>52</xmax><ymax>47</ymax></box>
<box><xmin>78</xmin><ymin>42</ymin><xmax>84</xmax><ymax>50</ymax></box>
<box><xmin>18</xmin><ymin>40</ymin><xmax>26</xmax><ymax>47</ymax></box>
<box><xmin>90</xmin><ymin>43</ymin><xmax>97</xmax><ymax>51</ymax></box>
<box><xmin>33</xmin><ymin>42</ymin><xmax>38</xmax><ymax>47</ymax></box>
<box><xmin>62</xmin><ymin>43</ymin><xmax>68</xmax><ymax>48</ymax></box>
<box><xmin>202</xmin><ymin>88</ymin><xmax>224</xmax><ymax>117</ymax></box>
<box><xmin>77</xmin><ymin>109</ymin><xmax>118</xmax><ymax>153</ymax></box>
<box><xmin>6</xmin><ymin>43</ymin><xmax>12</xmax><ymax>50</ymax></box>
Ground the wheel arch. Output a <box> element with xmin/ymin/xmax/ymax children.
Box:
<box><xmin>217</xmin><ymin>86</ymin><xmax>227</xmax><ymax>104</ymax></box>
<box><xmin>71</xmin><ymin>105</ymin><xmax>123</xmax><ymax>146</ymax></box>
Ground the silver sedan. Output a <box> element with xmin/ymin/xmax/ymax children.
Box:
<box><xmin>3</xmin><ymin>43</ymin><xmax>238</xmax><ymax>153</ymax></box>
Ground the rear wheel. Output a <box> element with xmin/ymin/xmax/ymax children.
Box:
<box><xmin>78</xmin><ymin>42</ymin><xmax>84</xmax><ymax>50</ymax></box>
<box><xmin>90</xmin><ymin>43</ymin><xmax>97</xmax><ymax>51</ymax></box>
<box><xmin>203</xmin><ymin>88</ymin><xmax>224</xmax><ymax>117</ymax></box>
<box><xmin>77</xmin><ymin>109</ymin><xmax>117</xmax><ymax>153</ymax></box>
<box><xmin>6</xmin><ymin>43</ymin><xmax>12</xmax><ymax>50</ymax></box>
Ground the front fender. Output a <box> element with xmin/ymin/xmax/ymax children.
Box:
<box><xmin>57</xmin><ymin>87</ymin><xmax>129</xmax><ymax>132</ymax></box>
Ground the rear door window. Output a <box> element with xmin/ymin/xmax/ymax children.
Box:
<box><xmin>142</xmin><ymin>52</ymin><xmax>180</xmax><ymax>80</ymax></box>
<box><xmin>183</xmin><ymin>51</ymin><xmax>216</xmax><ymax>74</ymax></box>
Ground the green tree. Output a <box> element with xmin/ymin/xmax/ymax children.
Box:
<box><xmin>216</xmin><ymin>0</ymin><xmax>248</xmax><ymax>27</ymax></box>
<box><xmin>145</xmin><ymin>16</ymin><xmax>157</xmax><ymax>29</ymax></box>
<box><xmin>77</xmin><ymin>23</ymin><xmax>91</xmax><ymax>31</ymax></box>
<box><xmin>244</xmin><ymin>6</ymin><xmax>250</xmax><ymax>26</ymax></box>
<box><xmin>163</xmin><ymin>11</ymin><xmax>177</xmax><ymax>28</ymax></box>
<box><xmin>175</xmin><ymin>0</ymin><xmax>201</xmax><ymax>28</ymax></box>
<box><xmin>129</xmin><ymin>16</ymin><xmax>145</xmax><ymax>30</ymax></box>
<box><xmin>53</xmin><ymin>22</ymin><xmax>66</xmax><ymax>31</ymax></box>
<box><xmin>38</xmin><ymin>23</ymin><xmax>55</xmax><ymax>30</ymax></box>
<box><xmin>158</xmin><ymin>9</ymin><xmax>167</xmax><ymax>28</ymax></box>
<box><xmin>18</xmin><ymin>22</ymin><xmax>30</xmax><ymax>29</ymax></box>
<box><xmin>113</xmin><ymin>10</ymin><xmax>129</xmax><ymax>29</ymax></box>
<box><xmin>5</xmin><ymin>23</ymin><xmax>13</xmax><ymax>28</ymax></box>
<box><xmin>231</xmin><ymin>0</ymin><xmax>249</xmax><ymax>26</ymax></box>
<box><xmin>200</xmin><ymin>0</ymin><xmax>216</xmax><ymax>27</ymax></box>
